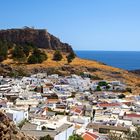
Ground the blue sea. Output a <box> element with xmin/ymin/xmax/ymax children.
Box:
<box><xmin>75</xmin><ymin>51</ymin><xmax>140</xmax><ymax>70</ymax></box>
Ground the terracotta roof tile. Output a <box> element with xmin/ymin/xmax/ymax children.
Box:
<box><xmin>86</xmin><ymin>132</ymin><xmax>99</xmax><ymax>139</ymax></box>
<box><xmin>125</xmin><ymin>113</ymin><xmax>140</xmax><ymax>118</ymax></box>
<box><xmin>47</xmin><ymin>99</ymin><xmax>59</xmax><ymax>103</ymax></box>
<box><xmin>98</xmin><ymin>103</ymin><xmax>120</xmax><ymax>107</ymax></box>
<box><xmin>82</xmin><ymin>132</ymin><xmax>99</xmax><ymax>140</ymax></box>
<box><xmin>83</xmin><ymin>134</ymin><xmax>94</xmax><ymax>140</ymax></box>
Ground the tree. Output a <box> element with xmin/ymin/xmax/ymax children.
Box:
<box><xmin>96</xmin><ymin>86</ymin><xmax>102</xmax><ymax>91</ymax></box>
<box><xmin>106</xmin><ymin>85</ymin><xmax>111</xmax><ymax>90</ymax></box>
<box><xmin>118</xmin><ymin>94</ymin><xmax>125</xmax><ymax>99</ymax></box>
<box><xmin>0</xmin><ymin>40</ymin><xmax>8</xmax><ymax>62</ymax></box>
<box><xmin>66</xmin><ymin>52</ymin><xmax>76</xmax><ymax>63</ymax></box>
<box><xmin>98</xmin><ymin>81</ymin><xmax>108</xmax><ymax>86</ymax></box>
<box><xmin>53</xmin><ymin>50</ymin><xmax>63</xmax><ymax>61</ymax></box>
<box><xmin>40</xmin><ymin>135</ymin><xmax>53</xmax><ymax>140</ymax></box>
<box><xmin>28</xmin><ymin>55</ymin><xmax>38</xmax><ymax>64</ymax></box>
<box><xmin>69</xmin><ymin>134</ymin><xmax>83</xmax><ymax>140</ymax></box>
<box><xmin>28</xmin><ymin>48</ymin><xmax>47</xmax><ymax>64</ymax></box>
<box><xmin>92</xmin><ymin>109</ymin><xmax>96</xmax><ymax>118</ymax></box>
<box><xmin>23</xmin><ymin>45</ymin><xmax>32</xmax><ymax>57</ymax></box>
<box><xmin>12</xmin><ymin>45</ymin><xmax>26</xmax><ymax>62</ymax></box>
<box><xmin>41</xmin><ymin>126</ymin><xmax>47</xmax><ymax>131</ymax></box>
<box><xmin>37</xmin><ymin>52</ymin><xmax>48</xmax><ymax>63</ymax></box>
<box><xmin>83</xmin><ymin>105</ymin><xmax>86</xmax><ymax>116</ymax></box>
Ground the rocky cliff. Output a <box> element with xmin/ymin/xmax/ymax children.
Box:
<box><xmin>0</xmin><ymin>27</ymin><xmax>73</xmax><ymax>53</ymax></box>
<box><xmin>0</xmin><ymin>111</ymin><xmax>37</xmax><ymax>140</ymax></box>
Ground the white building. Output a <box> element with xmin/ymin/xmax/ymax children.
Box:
<box><xmin>16</xmin><ymin>99</ymin><xmax>39</xmax><ymax>107</ymax></box>
<box><xmin>5</xmin><ymin>108</ymin><xmax>28</xmax><ymax>124</ymax></box>
<box><xmin>123</xmin><ymin>113</ymin><xmax>140</xmax><ymax>125</ymax></box>
<box><xmin>54</xmin><ymin>124</ymin><xmax>74</xmax><ymax>140</ymax></box>
<box><xmin>66</xmin><ymin>75</ymin><xmax>91</xmax><ymax>91</ymax></box>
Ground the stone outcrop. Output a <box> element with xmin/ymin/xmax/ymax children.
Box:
<box><xmin>0</xmin><ymin>111</ymin><xmax>37</xmax><ymax>140</ymax></box>
<box><xmin>0</xmin><ymin>27</ymin><xmax>74</xmax><ymax>53</ymax></box>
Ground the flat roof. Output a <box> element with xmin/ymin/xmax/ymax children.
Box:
<box><xmin>21</xmin><ymin>123</ymin><xmax>73</xmax><ymax>138</ymax></box>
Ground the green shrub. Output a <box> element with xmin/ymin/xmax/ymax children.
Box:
<box><xmin>18</xmin><ymin>119</ymin><xmax>26</xmax><ymax>129</ymax></box>
<box><xmin>66</xmin><ymin>52</ymin><xmax>76</xmax><ymax>63</ymax></box>
<box><xmin>98</xmin><ymin>81</ymin><xmax>108</xmax><ymax>86</ymax></box>
<box><xmin>96</xmin><ymin>86</ymin><xmax>102</xmax><ymax>91</ymax></box>
<box><xmin>69</xmin><ymin>134</ymin><xmax>83</xmax><ymax>140</ymax></box>
<box><xmin>12</xmin><ymin>45</ymin><xmax>26</xmax><ymax>62</ymax></box>
<box><xmin>28</xmin><ymin>48</ymin><xmax>47</xmax><ymax>64</ymax></box>
<box><xmin>28</xmin><ymin>55</ymin><xmax>38</xmax><ymax>64</ymax></box>
<box><xmin>118</xmin><ymin>94</ymin><xmax>125</xmax><ymax>99</ymax></box>
<box><xmin>23</xmin><ymin>45</ymin><xmax>32</xmax><ymax>57</ymax></box>
<box><xmin>0</xmin><ymin>40</ymin><xmax>8</xmax><ymax>62</ymax></box>
<box><xmin>41</xmin><ymin>126</ymin><xmax>47</xmax><ymax>131</ymax></box>
<box><xmin>106</xmin><ymin>85</ymin><xmax>111</xmax><ymax>90</ymax></box>
<box><xmin>53</xmin><ymin>50</ymin><xmax>63</xmax><ymax>61</ymax></box>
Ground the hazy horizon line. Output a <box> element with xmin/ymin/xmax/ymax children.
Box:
<box><xmin>75</xmin><ymin>50</ymin><xmax>140</xmax><ymax>52</ymax></box>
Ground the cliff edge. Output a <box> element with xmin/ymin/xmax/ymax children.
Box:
<box><xmin>0</xmin><ymin>27</ymin><xmax>73</xmax><ymax>53</ymax></box>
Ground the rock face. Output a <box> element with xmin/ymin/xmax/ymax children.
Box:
<box><xmin>0</xmin><ymin>111</ymin><xmax>37</xmax><ymax>140</ymax></box>
<box><xmin>0</xmin><ymin>27</ymin><xmax>74</xmax><ymax>53</ymax></box>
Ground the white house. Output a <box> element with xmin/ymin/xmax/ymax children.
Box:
<box><xmin>123</xmin><ymin>113</ymin><xmax>140</xmax><ymax>125</ymax></box>
<box><xmin>16</xmin><ymin>99</ymin><xmax>39</xmax><ymax>107</ymax></box>
<box><xmin>5</xmin><ymin>108</ymin><xmax>28</xmax><ymax>124</ymax></box>
<box><xmin>66</xmin><ymin>75</ymin><xmax>91</xmax><ymax>92</ymax></box>
<box><xmin>69</xmin><ymin>116</ymin><xmax>90</xmax><ymax>127</ymax></box>
<box><xmin>54</xmin><ymin>124</ymin><xmax>74</xmax><ymax>140</ymax></box>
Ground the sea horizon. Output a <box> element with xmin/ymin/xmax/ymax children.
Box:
<box><xmin>75</xmin><ymin>50</ymin><xmax>140</xmax><ymax>70</ymax></box>
<box><xmin>75</xmin><ymin>50</ymin><xmax>140</xmax><ymax>52</ymax></box>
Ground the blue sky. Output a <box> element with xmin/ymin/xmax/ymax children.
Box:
<box><xmin>0</xmin><ymin>0</ymin><xmax>140</xmax><ymax>51</ymax></box>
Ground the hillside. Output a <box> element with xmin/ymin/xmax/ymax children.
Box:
<box><xmin>2</xmin><ymin>51</ymin><xmax>140</xmax><ymax>95</ymax></box>
<box><xmin>130</xmin><ymin>69</ymin><xmax>140</xmax><ymax>76</ymax></box>
<box><xmin>0</xmin><ymin>27</ymin><xmax>140</xmax><ymax>95</ymax></box>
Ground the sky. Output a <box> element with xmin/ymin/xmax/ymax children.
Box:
<box><xmin>0</xmin><ymin>0</ymin><xmax>140</xmax><ymax>51</ymax></box>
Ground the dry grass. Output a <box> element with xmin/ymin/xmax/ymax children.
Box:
<box><xmin>2</xmin><ymin>50</ymin><xmax>140</xmax><ymax>95</ymax></box>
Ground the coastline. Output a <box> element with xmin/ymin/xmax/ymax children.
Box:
<box><xmin>75</xmin><ymin>50</ymin><xmax>140</xmax><ymax>70</ymax></box>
